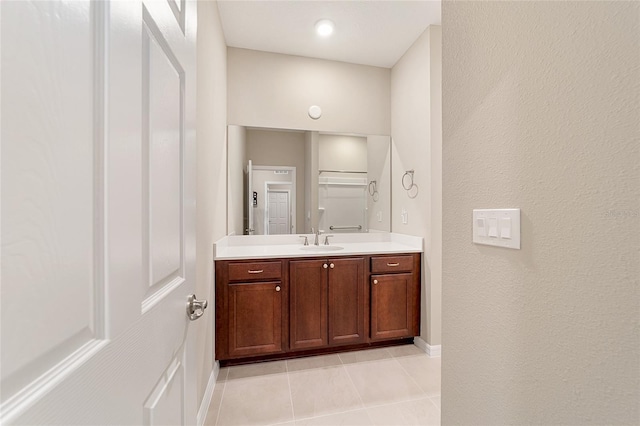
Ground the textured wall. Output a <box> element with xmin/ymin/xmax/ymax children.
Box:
<box><xmin>196</xmin><ymin>0</ymin><xmax>227</xmax><ymax>407</ymax></box>
<box><xmin>391</xmin><ymin>26</ymin><xmax>442</xmax><ymax>345</ymax></box>
<box><xmin>227</xmin><ymin>48</ymin><xmax>391</xmax><ymax>135</ymax></box>
<box><xmin>442</xmin><ymin>2</ymin><xmax>639</xmax><ymax>424</ymax></box>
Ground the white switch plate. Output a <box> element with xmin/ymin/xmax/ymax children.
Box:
<box><xmin>473</xmin><ymin>209</ymin><xmax>520</xmax><ymax>249</ymax></box>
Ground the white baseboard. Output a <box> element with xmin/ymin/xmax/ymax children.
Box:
<box><xmin>197</xmin><ymin>361</ymin><xmax>220</xmax><ymax>426</ymax></box>
<box><xmin>413</xmin><ymin>337</ymin><xmax>441</xmax><ymax>358</ymax></box>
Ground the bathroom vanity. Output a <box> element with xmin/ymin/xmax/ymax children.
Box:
<box><xmin>214</xmin><ymin>233</ymin><xmax>422</xmax><ymax>365</ymax></box>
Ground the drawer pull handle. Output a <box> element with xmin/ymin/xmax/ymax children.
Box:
<box><xmin>387</xmin><ymin>263</ymin><xmax>400</xmax><ymax>267</ymax></box>
<box><xmin>373</xmin><ymin>279</ymin><xmax>379</xmax><ymax>285</ymax></box>
<box><xmin>248</xmin><ymin>269</ymin><xmax>263</xmax><ymax>274</ymax></box>
<box><xmin>275</xmin><ymin>285</ymin><xmax>281</xmax><ymax>292</ymax></box>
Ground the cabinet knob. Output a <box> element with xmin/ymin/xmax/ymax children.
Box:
<box><xmin>323</xmin><ymin>263</ymin><xmax>328</xmax><ymax>269</ymax></box>
<box><xmin>373</xmin><ymin>279</ymin><xmax>378</xmax><ymax>285</ymax></box>
<box><xmin>329</xmin><ymin>263</ymin><xmax>335</xmax><ymax>269</ymax></box>
<box><xmin>275</xmin><ymin>285</ymin><xmax>281</xmax><ymax>292</ymax></box>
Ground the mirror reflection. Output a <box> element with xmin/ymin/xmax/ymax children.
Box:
<box><xmin>227</xmin><ymin>126</ymin><xmax>390</xmax><ymax>236</ymax></box>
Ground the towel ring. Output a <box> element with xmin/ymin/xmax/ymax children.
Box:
<box><xmin>402</xmin><ymin>170</ymin><xmax>415</xmax><ymax>190</ymax></box>
<box><xmin>368</xmin><ymin>180</ymin><xmax>377</xmax><ymax>196</ymax></box>
<box><xmin>368</xmin><ymin>181</ymin><xmax>379</xmax><ymax>202</ymax></box>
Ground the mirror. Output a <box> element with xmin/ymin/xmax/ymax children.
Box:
<box><xmin>227</xmin><ymin>125</ymin><xmax>390</xmax><ymax>236</ymax></box>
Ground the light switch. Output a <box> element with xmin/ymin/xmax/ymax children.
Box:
<box><xmin>476</xmin><ymin>218</ymin><xmax>487</xmax><ymax>237</ymax></box>
<box><xmin>472</xmin><ymin>209</ymin><xmax>520</xmax><ymax>249</ymax></box>
<box><xmin>488</xmin><ymin>218</ymin><xmax>498</xmax><ymax>237</ymax></box>
<box><xmin>500</xmin><ymin>218</ymin><xmax>511</xmax><ymax>239</ymax></box>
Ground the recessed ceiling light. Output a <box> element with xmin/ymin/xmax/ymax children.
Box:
<box><xmin>315</xmin><ymin>19</ymin><xmax>334</xmax><ymax>37</ymax></box>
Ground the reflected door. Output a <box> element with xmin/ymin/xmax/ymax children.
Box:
<box><xmin>0</xmin><ymin>1</ymin><xmax>198</xmax><ymax>424</ymax></box>
<box><xmin>268</xmin><ymin>191</ymin><xmax>290</xmax><ymax>235</ymax></box>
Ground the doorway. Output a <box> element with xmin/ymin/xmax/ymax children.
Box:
<box><xmin>266</xmin><ymin>189</ymin><xmax>291</xmax><ymax>234</ymax></box>
<box><xmin>250</xmin><ymin>165</ymin><xmax>297</xmax><ymax>235</ymax></box>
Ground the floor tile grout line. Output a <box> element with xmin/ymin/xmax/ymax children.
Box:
<box><xmin>284</xmin><ymin>359</ymin><xmax>296</xmax><ymax>423</ymax></box>
<box><xmin>393</xmin><ymin>353</ymin><xmax>436</xmax><ymax>397</ymax></box>
<box><xmin>291</xmin><ymin>394</ymin><xmax>438</xmax><ymax>422</ymax></box>
<box><xmin>427</xmin><ymin>395</ymin><xmax>441</xmax><ymax>412</ymax></box>
<box><xmin>342</xmin><ymin>362</ymin><xmax>367</xmax><ymax>410</ymax></box>
<box><xmin>337</xmin><ymin>347</ymin><xmax>396</xmax><ymax>367</ymax></box>
<box><xmin>213</xmin><ymin>380</ymin><xmax>226</xmax><ymax>426</ymax></box>
<box><xmin>222</xmin><ymin>369</ymin><xmax>289</xmax><ymax>384</ymax></box>
<box><xmin>288</xmin><ymin>362</ymin><xmax>364</xmax><ymax>421</ymax></box>
<box><xmin>349</xmin><ymin>356</ymin><xmax>439</xmax><ymax>407</ymax></box>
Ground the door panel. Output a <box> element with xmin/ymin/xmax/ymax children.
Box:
<box><xmin>268</xmin><ymin>191</ymin><xmax>290</xmax><ymax>235</ymax></box>
<box><xmin>277</xmin><ymin>192</ymin><xmax>289</xmax><ymax>234</ymax></box>
<box><xmin>0</xmin><ymin>1</ymin><xmax>198</xmax><ymax>424</ymax></box>
<box><xmin>228</xmin><ymin>282</ymin><xmax>283</xmax><ymax>357</ymax></box>
<box><xmin>370</xmin><ymin>273</ymin><xmax>413</xmax><ymax>340</ymax></box>
<box><xmin>328</xmin><ymin>258</ymin><xmax>365</xmax><ymax>345</ymax></box>
<box><xmin>143</xmin><ymin>350</ymin><xmax>185</xmax><ymax>426</ymax></box>
<box><xmin>142</xmin><ymin>6</ymin><xmax>185</xmax><ymax>310</ymax></box>
<box><xmin>290</xmin><ymin>259</ymin><xmax>328</xmax><ymax>350</ymax></box>
<box><xmin>0</xmin><ymin>0</ymin><xmax>102</xmax><ymax>403</ymax></box>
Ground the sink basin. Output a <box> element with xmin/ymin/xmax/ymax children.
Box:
<box><xmin>300</xmin><ymin>245</ymin><xmax>344</xmax><ymax>252</ymax></box>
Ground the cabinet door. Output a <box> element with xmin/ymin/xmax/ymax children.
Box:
<box><xmin>370</xmin><ymin>273</ymin><xmax>414</xmax><ymax>340</ymax></box>
<box><xmin>328</xmin><ymin>257</ymin><xmax>365</xmax><ymax>346</ymax></box>
<box><xmin>228</xmin><ymin>281</ymin><xmax>283</xmax><ymax>357</ymax></box>
<box><xmin>290</xmin><ymin>259</ymin><xmax>328</xmax><ymax>350</ymax></box>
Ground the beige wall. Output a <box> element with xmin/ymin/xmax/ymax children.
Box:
<box><xmin>318</xmin><ymin>134</ymin><xmax>368</xmax><ymax>172</ymax></box>
<box><xmin>246</xmin><ymin>129</ymin><xmax>306</xmax><ymax>233</ymax></box>
<box><xmin>367</xmin><ymin>135</ymin><xmax>391</xmax><ymax>232</ymax></box>
<box><xmin>228</xmin><ymin>48</ymin><xmax>391</xmax><ymax>135</ymax></box>
<box><xmin>227</xmin><ymin>125</ymin><xmax>246</xmax><ymax>236</ymax></box>
<box><xmin>304</xmin><ymin>131</ymin><xmax>319</xmax><ymax>233</ymax></box>
<box><xmin>391</xmin><ymin>26</ymin><xmax>442</xmax><ymax>346</ymax></box>
<box><xmin>442</xmin><ymin>2</ymin><xmax>639</xmax><ymax>424</ymax></box>
<box><xmin>195</xmin><ymin>0</ymin><xmax>227</xmax><ymax>407</ymax></box>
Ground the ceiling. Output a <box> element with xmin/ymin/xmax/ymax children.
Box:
<box><xmin>216</xmin><ymin>1</ymin><xmax>441</xmax><ymax>69</ymax></box>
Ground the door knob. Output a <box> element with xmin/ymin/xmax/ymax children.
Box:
<box><xmin>276</xmin><ymin>285</ymin><xmax>281</xmax><ymax>292</ymax></box>
<box><xmin>373</xmin><ymin>279</ymin><xmax>378</xmax><ymax>285</ymax></box>
<box><xmin>329</xmin><ymin>263</ymin><xmax>335</xmax><ymax>269</ymax></box>
<box><xmin>187</xmin><ymin>294</ymin><xmax>208</xmax><ymax>321</ymax></box>
<box><xmin>323</xmin><ymin>263</ymin><xmax>328</xmax><ymax>269</ymax></box>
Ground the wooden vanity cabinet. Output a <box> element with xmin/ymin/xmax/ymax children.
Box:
<box><xmin>370</xmin><ymin>254</ymin><xmax>421</xmax><ymax>341</ymax></box>
<box><xmin>215</xmin><ymin>260</ymin><xmax>286</xmax><ymax>360</ymax></box>
<box><xmin>289</xmin><ymin>257</ymin><xmax>365</xmax><ymax>351</ymax></box>
<box><xmin>215</xmin><ymin>252</ymin><xmax>420</xmax><ymax>362</ymax></box>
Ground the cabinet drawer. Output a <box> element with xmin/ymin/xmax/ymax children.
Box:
<box><xmin>228</xmin><ymin>261</ymin><xmax>282</xmax><ymax>282</ymax></box>
<box><xmin>371</xmin><ymin>255</ymin><xmax>414</xmax><ymax>273</ymax></box>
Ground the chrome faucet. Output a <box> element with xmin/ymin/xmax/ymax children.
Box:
<box><xmin>311</xmin><ymin>227</ymin><xmax>322</xmax><ymax>246</ymax></box>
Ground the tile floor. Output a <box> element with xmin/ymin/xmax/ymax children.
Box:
<box><xmin>205</xmin><ymin>344</ymin><xmax>441</xmax><ymax>426</ymax></box>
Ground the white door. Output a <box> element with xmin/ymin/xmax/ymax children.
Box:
<box><xmin>1</xmin><ymin>1</ymin><xmax>201</xmax><ymax>424</ymax></box>
<box><xmin>245</xmin><ymin>160</ymin><xmax>254</xmax><ymax>234</ymax></box>
<box><xmin>268</xmin><ymin>191</ymin><xmax>290</xmax><ymax>235</ymax></box>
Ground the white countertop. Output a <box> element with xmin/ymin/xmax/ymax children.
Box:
<box><xmin>213</xmin><ymin>232</ymin><xmax>423</xmax><ymax>260</ymax></box>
